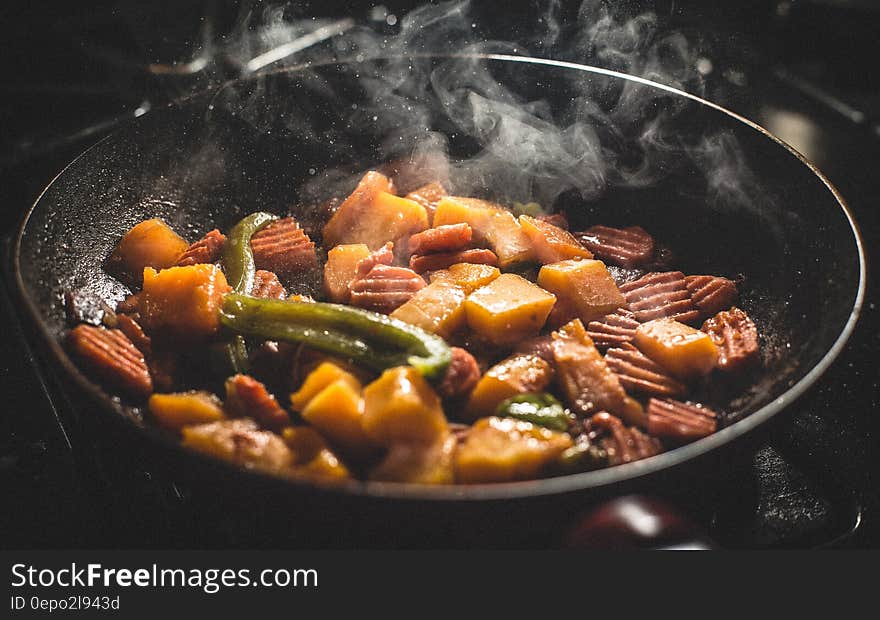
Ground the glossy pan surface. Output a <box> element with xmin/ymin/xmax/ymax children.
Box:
<box><xmin>13</xmin><ymin>54</ymin><xmax>865</xmax><ymax>500</ymax></box>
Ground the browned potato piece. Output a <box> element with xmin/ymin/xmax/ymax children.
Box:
<box><xmin>140</xmin><ymin>264</ymin><xmax>231</xmax><ymax>339</ymax></box>
<box><xmin>282</xmin><ymin>427</ymin><xmax>351</xmax><ymax>480</ymax></box>
<box><xmin>551</xmin><ymin>318</ymin><xmax>645</xmax><ymax>427</ymax></box>
<box><xmin>181</xmin><ymin>418</ymin><xmax>293</xmax><ymax>474</ymax></box>
<box><xmin>465</xmin><ymin>354</ymin><xmax>554</xmax><ymax>419</ymax></box>
<box><xmin>429</xmin><ymin>262</ymin><xmax>501</xmax><ymax>294</ymax></box>
<box><xmin>464</xmin><ymin>273</ymin><xmax>556</xmax><ymax>345</ymax></box>
<box><xmin>390</xmin><ymin>280</ymin><xmax>467</xmax><ymax>338</ymax></box>
<box><xmin>634</xmin><ymin>318</ymin><xmax>719</xmax><ymax>378</ymax></box>
<box><xmin>323</xmin><ymin>172</ymin><xmax>428</xmax><ymax>249</ymax></box>
<box><xmin>455</xmin><ymin>417</ymin><xmax>573</xmax><ymax>483</ymax></box>
<box><xmin>519</xmin><ymin>215</ymin><xmax>593</xmax><ymax>263</ymax></box>
<box><xmin>369</xmin><ymin>433</ymin><xmax>457</xmax><ymax>484</ymax></box>
<box><xmin>538</xmin><ymin>259</ymin><xmax>625</xmax><ymax>323</ymax></box>
<box><xmin>362</xmin><ymin>366</ymin><xmax>448</xmax><ymax>445</ymax></box>
<box><xmin>106</xmin><ymin>218</ymin><xmax>189</xmax><ymax>284</ymax></box>
<box><xmin>323</xmin><ymin>243</ymin><xmax>371</xmax><ymax>303</ymax></box>
<box><xmin>149</xmin><ymin>391</ymin><xmax>225</xmax><ymax>431</ymax></box>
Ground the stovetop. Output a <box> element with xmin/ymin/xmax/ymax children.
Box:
<box><xmin>1</xmin><ymin>1</ymin><xmax>878</xmax><ymax>548</ymax></box>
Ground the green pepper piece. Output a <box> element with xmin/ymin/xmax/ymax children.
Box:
<box><xmin>495</xmin><ymin>393</ymin><xmax>572</xmax><ymax>432</ymax></box>
<box><xmin>221</xmin><ymin>211</ymin><xmax>278</xmax><ymax>294</ymax></box>
<box><xmin>219</xmin><ymin>294</ymin><xmax>452</xmax><ymax>381</ymax></box>
<box><xmin>556</xmin><ymin>439</ymin><xmax>608</xmax><ymax>473</ymax></box>
<box><xmin>220</xmin><ymin>212</ymin><xmax>277</xmax><ymax>374</ymax></box>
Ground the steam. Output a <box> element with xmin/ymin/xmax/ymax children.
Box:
<box><xmin>188</xmin><ymin>0</ymin><xmax>760</xmax><ymax>215</ymax></box>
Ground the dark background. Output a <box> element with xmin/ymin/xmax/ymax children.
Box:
<box><xmin>1</xmin><ymin>0</ymin><xmax>878</xmax><ymax>548</ymax></box>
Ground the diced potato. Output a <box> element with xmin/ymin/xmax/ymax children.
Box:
<box><xmin>538</xmin><ymin>259</ymin><xmax>625</xmax><ymax>323</ymax></box>
<box><xmin>301</xmin><ymin>378</ymin><xmax>376</xmax><ymax>457</ymax></box>
<box><xmin>182</xmin><ymin>418</ymin><xmax>293</xmax><ymax>473</ymax></box>
<box><xmin>323</xmin><ymin>243</ymin><xmax>371</xmax><ymax>303</ymax></box>
<box><xmin>290</xmin><ymin>361</ymin><xmax>361</xmax><ymax>411</ymax></box>
<box><xmin>551</xmin><ymin>318</ymin><xmax>645</xmax><ymax>427</ymax></box>
<box><xmin>369</xmin><ymin>433</ymin><xmax>457</xmax><ymax>484</ymax></box>
<box><xmin>362</xmin><ymin>366</ymin><xmax>448</xmax><ymax>445</ymax></box>
<box><xmin>635</xmin><ymin>318</ymin><xmax>719</xmax><ymax>378</ymax></box>
<box><xmin>464</xmin><ymin>273</ymin><xmax>556</xmax><ymax>345</ymax></box>
<box><xmin>282</xmin><ymin>426</ymin><xmax>351</xmax><ymax>480</ymax></box>
<box><xmin>323</xmin><ymin>171</ymin><xmax>428</xmax><ymax>249</ymax></box>
<box><xmin>106</xmin><ymin>218</ymin><xmax>189</xmax><ymax>284</ymax></box>
<box><xmin>140</xmin><ymin>264</ymin><xmax>231</xmax><ymax>339</ymax></box>
<box><xmin>433</xmin><ymin>197</ymin><xmax>534</xmax><ymax>267</ymax></box>
<box><xmin>390</xmin><ymin>280</ymin><xmax>467</xmax><ymax>338</ymax></box>
<box><xmin>519</xmin><ymin>215</ymin><xmax>593</xmax><ymax>263</ymax></box>
<box><xmin>429</xmin><ymin>262</ymin><xmax>501</xmax><ymax>294</ymax></box>
<box><xmin>148</xmin><ymin>391</ymin><xmax>226</xmax><ymax>431</ymax></box>
<box><xmin>455</xmin><ymin>417</ymin><xmax>573</xmax><ymax>483</ymax></box>
<box><xmin>465</xmin><ymin>354</ymin><xmax>554</xmax><ymax>419</ymax></box>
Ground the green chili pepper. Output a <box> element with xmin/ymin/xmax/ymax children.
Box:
<box><xmin>220</xmin><ymin>212</ymin><xmax>278</xmax><ymax>374</ymax></box>
<box><xmin>495</xmin><ymin>393</ymin><xmax>572</xmax><ymax>432</ymax></box>
<box><xmin>219</xmin><ymin>294</ymin><xmax>453</xmax><ymax>381</ymax></box>
<box><xmin>555</xmin><ymin>439</ymin><xmax>608</xmax><ymax>473</ymax></box>
<box><xmin>221</xmin><ymin>211</ymin><xmax>278</xmax><ymax>293</ymax></box>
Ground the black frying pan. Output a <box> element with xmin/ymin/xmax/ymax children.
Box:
<box><xmin>11</xmin><ymin>54</ymin><xmax>865</xmax><ymax>520</ymax></box>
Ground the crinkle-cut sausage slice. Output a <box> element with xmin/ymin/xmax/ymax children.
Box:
<box><xmin>115</xmin><ymin>314</ymin><xmax>152</xmax><ymax>357</ymax></box>
<box><xmin>409</xmin><ymin>248</ymin><xmax>498</xmax><ymax>274</ymax></box>
<box><xmin>408</xmin><ymin>223</ymin><xmax>473</xmax><ymax>256</ymax></box>
<box><xmin>437</xmin><ymin>347</ymin><xmax>481</xmax><ymax>399</ymax></box>
<box><xmin>67</xmin><ymin>325</ymin><xmax>153</xmax><ymax>398</ymax></box>
<box><xmin>225</xmin><ymin>374</ymin><xmax>290</xmax><ymax>431</ymax></box>
<box><xmin>586</xmin><ymin>308</ymin><xmax>640</xmax><ymax>350</ymax></box>
<box><xmin>701</xmin><ymin>306</ymin><xmax>759</xmax><ymax>372</ymax></box>
<box><xmin>355</xmin><ymin>242</ymin><xmax>394</xmax><ymax>279</ymax></box>
<box><xmin>618</xmin><ymin>271</ymin><xmax>700</xmax><ymax>324</ymax></box>
<box><xmin>349</xmin><ymin>264</ymin><xmax>426</xmax><ymax>314</ymax></box>
<box><xmin>176</xmin><ymin>229</ymin><xmax>226</xmax><ymax>266</ymax></box>
<box><xmin>577</xmin><ymin>225</ymin><xmax>655</xmax><ymax>268</ymax></box>
<box><xmin>685</xmin><ymin>275</ymin><xmax>738</xmax><ymax>320</ymax></box>
<box><xmin>605</xmin><ymin>342</ymin><xmax>687</xmax><ymax>398</ymax></box>
<box><xmin>588</xmin><ymin>412</ymin><xmax>663</xmax><ymax>466</ymax></box>
<box><xmin>250</xmin><ymin>217</ymin><xmax>317</xmax><ymax>281</ymax></box>
<box><xmin>405</xmin><ymin>182</ymin><xmax>448</xmax><ymax>218</ymax></box>
<box><xmin>646</xmin><ymin>398</ymin><xmax>717</xmax><ymax>443</ymax></box>
<box><xmin>251</xmin><ymin>269</ymin><xmax>287</xmax><ymax>300</ymax></box>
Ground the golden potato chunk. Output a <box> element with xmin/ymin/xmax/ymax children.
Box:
<box><xmin>323</xmin><ymin>172</ymin><xmax>428</xmax><ymax>249</ymax></box>
<box><xmin>538</xmin><ymin>259</ymin><xmax>625</xmax><ymax>323</ymax></box>
<box><xmin>433</xmin><ymin>197</ymin><xmax>534</xmax><ymax>267</ymax></box>
<box><xmin>390</xmin><ymin>280</ymin><xmax>467</xmax><ymax>338</ymax></box>
<box><xmin>519</xmin><ymin>215</ymin><xmax>593</xmax><ymax>263</ymax></box>
<box><xmin>290</xmin><ymin>361</ymin><xmax>361</xmax><ymax>411</ymax></box>
<box><xmin>465</xmin><ymin>354</ymin><xmax>554</xmax><ymax>419</ymax></box>
<box><xmin>140</xmin><ymin>264</ymin><xmax>231</xmax><ymax>339</ymax></box>
<box><xmin>323</xmin><ymin>243</ymin><xmax>371</xmax><ymax>303</ymax></box>
<box><xmin>362</xmin><ymin>366</ymin><xmax>448</xmax><ymax>445</ymax></box>
<box><xmin>182</xmin><ymin>418</ymin><xmax>293</xmax><ymax>474</ymax></box>
<box><xmin>455</xmin><ymin>417</ymin><xmax>573</xmax><ymax>483</ymax></box>
<box><xmin>149</xmin><ymin>391</ymin><xmax>226</xmax><ymax>431</ymax></box>
<box><xmin>551</xmin><ymin>318</ymin><xmax>645</xmax><ymax>427</ymax></box>
<box><xmin>464</xmin><ymin>273</ymin><xmax>556</xmax><ymax>345</ymax></box>
<box><xmin>370</xmin><ymin>433</ymin><xmax>457</xmax><ymax>484</ymax></box>
<box><xmin>634</xmin><ymin>318</ymin><xmax>719</xmax><ymax>378</ymax></box>
<box><xmin>282</xmin><ymin>426</ymin><xmax>351</xmax><ymax>480</ymax></box>
<box><xmin>300</xmin><ymin>378</ymin><xmax>376</xmax><ymax>457</ymax></box>
<box><xmin>106</xmin><ymin>218</ymin><xmax>189</xmax><ymax>284</ymax></box>
<box><xmin>429</xmin><ymin>262</ymin><xmax>501</xmax><ymax>294</ymax></box>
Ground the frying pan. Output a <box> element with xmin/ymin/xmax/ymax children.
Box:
<box><xmin>11</xmin><ymin>54</ymin><xmax>865</xmax><ymax>544</ymax></box>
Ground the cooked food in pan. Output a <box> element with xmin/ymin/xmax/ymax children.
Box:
<box><xmin>63</xmin><ymin>169</ymin><xmax>761</xmax><ymax>484</ymax></box>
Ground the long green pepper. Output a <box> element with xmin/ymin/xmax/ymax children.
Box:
<box><xmin>219</xmin><ymin>294</ymin><xmax>452</xmax><ymax>381</ymax></box>
<box><xmin>220</xmin><ymin>212</ymin><xmax>278</xmax><ymax>373</ymax></box>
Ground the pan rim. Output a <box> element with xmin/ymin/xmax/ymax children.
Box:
<box><xmin>11</xmin><ymin>52</ymin><xmax>867</xmax><ymax>501</ymax></box>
